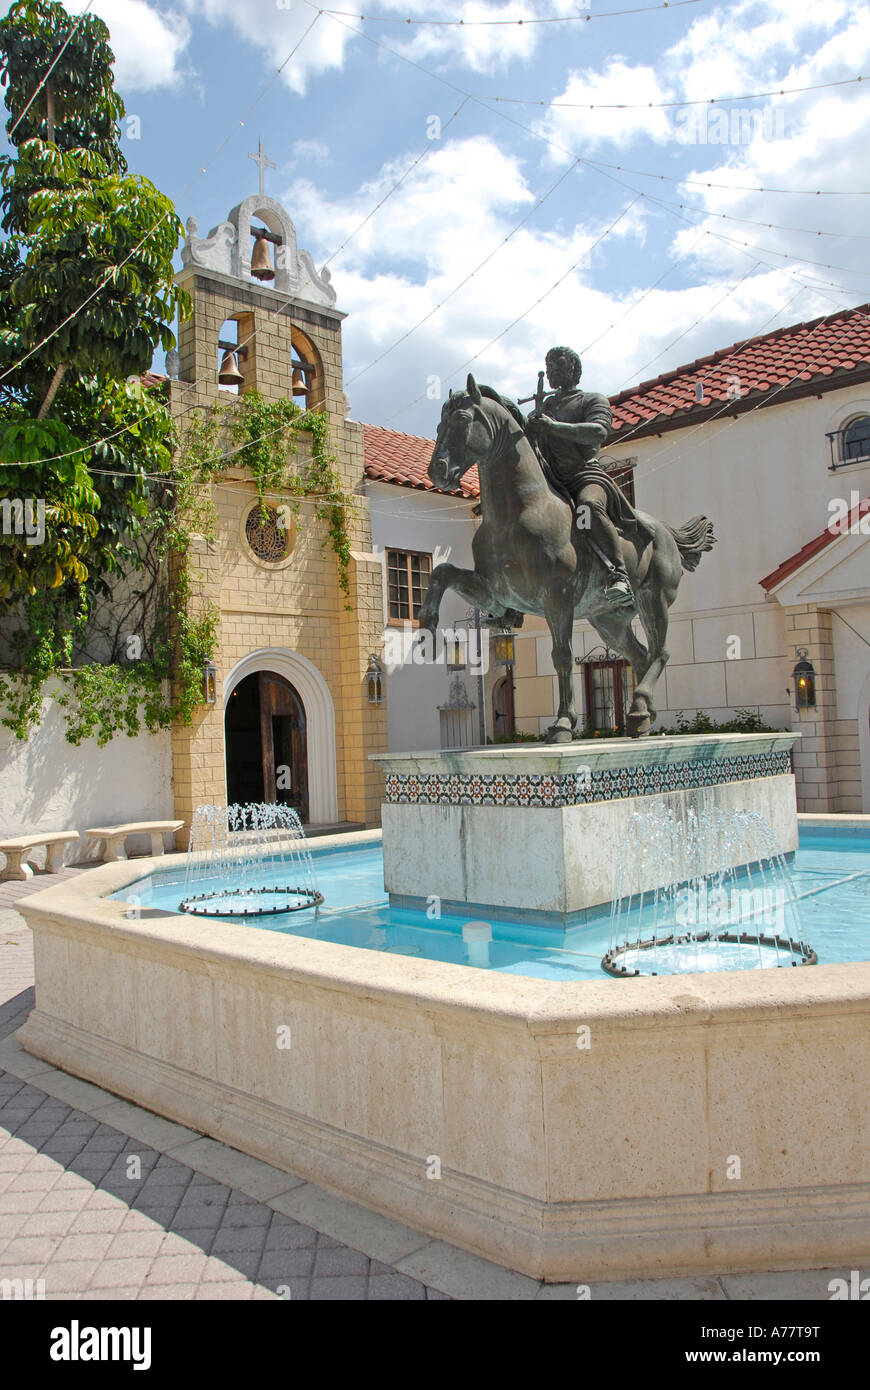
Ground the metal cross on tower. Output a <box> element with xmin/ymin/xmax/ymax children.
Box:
<box><xmin>248</xmin><ymin>139</ymin><xmax>276</xmax><ymax>198</ymax></box>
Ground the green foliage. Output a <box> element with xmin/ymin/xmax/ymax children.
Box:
<box><xmin>0</xmin><ymin>6</ymin><xmax>352</xmax><ymax>747</ymax></box>
<box><xmin>0</xmin><ymin>0</ymin><xmax>190</xmax><ymax>410</ymax></box>
<box><xmin>487</xmin><ymin>730</ymin><xmax>541</xmax><ymax>744</ymax></box>
<box><xmin>0</xmin><ymin>0</ymin><xmax>125</xmax><ymax>171</ymax></box>
<box><xmin>573</xmin><ymin>708</ymin><xmax>782</xmax><ymax>739</ymax></box>
<box><xmin>668</xmin><ymin>708</ymin><xmax>780</xmax><ymax>735</ymax></box>
<box><xmin>224</xmin><ymin>390</ymin><xmax>355</xmax><ymax>601</ymax></box>
<box><xmin>0</xmin><ymin>0</ymin><xmax>198</xmax><ymax>744</ymax></box>
<box><xmin>0</xmin><ymin>416</ymin><xmax>98</xmax><ymax>592</ymax></box>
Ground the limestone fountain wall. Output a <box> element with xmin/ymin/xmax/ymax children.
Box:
<box><xmin>15</xmin><ymin>826</ymin><xmax>870</xmax><ymax>1282</ymax></box>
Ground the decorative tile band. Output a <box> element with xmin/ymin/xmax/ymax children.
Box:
<box><xmin>383</xmin><ymin>751</ymin><xmax>793</xmax><ymax>808</ymax></box>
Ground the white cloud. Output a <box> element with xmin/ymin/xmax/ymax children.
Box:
<box><xmin>656</xmin><ymin>0</ymin><xmax>870</xmax><ymax>298</ymax></box>
<box><xmin>290</xmin><ymin>138</ymin><xmax>332</xmax><ymax>167</ymax></box>
<box><xmin>535</xmin><ymin>60</ymin><xmax>674</xmax><ymax>157</ymax></box>
<box><xmin>282</xmin><ymin>134</ymin><xmax>834</xmax><ymax>437</ymax></box>
<box><xmin>68</xmin><ymin>0</ymin><xmax>192</xmax><ymax>91</ymax></box>
<box><xmin>183</xmin><ymin>0</ymin><xmax>356</xmax><ymax>95</ymax></box>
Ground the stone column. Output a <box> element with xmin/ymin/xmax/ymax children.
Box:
<box><xmin>784</xmin><ymin>605</ymin><xmax>838</xmax><ymax>812</ymax></box>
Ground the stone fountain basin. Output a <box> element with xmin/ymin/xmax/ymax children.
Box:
<box><xmin>15</xmin><ymin>833</ymin><xmax>870</xmax><ymax>1283</ymax></box>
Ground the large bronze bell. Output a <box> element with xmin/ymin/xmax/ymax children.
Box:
<box><xmin>251</xmin><ymin>234</ymin><xmax>275</xmax><ymax>281</ymax></box>
<box><xmin>291</xmin><ymin>365</ymin><xmax>309</xmax><ymax>396</ymax></box>
<box><xmin>218</xmin><ymin>349</ymin><xmax>244</xmax><ymax>386</ymax></box>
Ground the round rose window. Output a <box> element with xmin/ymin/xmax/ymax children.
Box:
<box><xmin>245</xmin><ymin>505</ymin><xmax>289</xmax><ymax>563</ymax></box>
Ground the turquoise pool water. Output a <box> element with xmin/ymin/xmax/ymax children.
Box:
<box><xmin>111</xmin><ymin>825</ymin><xmax>870</xmax><ymax>983</ymax></box>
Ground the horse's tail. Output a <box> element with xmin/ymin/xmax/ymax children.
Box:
<box><xmin>667</xmin><ymin>516</ymin><xmax>716</xmax><ymax>572</ymax></box>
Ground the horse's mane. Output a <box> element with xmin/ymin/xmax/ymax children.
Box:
<box><xmin>477</xmin><ymin>384</ymin><xmax>526</xmax><ymax>430</ymax></box>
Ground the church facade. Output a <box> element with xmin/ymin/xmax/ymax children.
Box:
<box><xmin>168</xmin><ymin>188</ymin><xmax>388</xmax><ymax>834</ymax></box>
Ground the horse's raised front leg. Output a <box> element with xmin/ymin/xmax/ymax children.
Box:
<box><xmin>543</xmin><ymin>599</ymin><xmax>577</xmax><ymax>744</ymax></box>
<box><xmin>417</xmin><ymin>564</ymin><xmax>494</xmax><ymax>638</ymax></box>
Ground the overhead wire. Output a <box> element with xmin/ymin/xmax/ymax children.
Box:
<box><xmin>321</xmin><ymin>0</ymin><xmax>707</xmax><ymax>25</ymax></box>
<box><xmin>6</xmin><ymin>0</ymin><xmax>867</xmax><ymax>510</ymax></box>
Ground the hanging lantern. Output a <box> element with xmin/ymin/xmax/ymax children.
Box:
<box><xmin>218</xmin><ymin>349</ymin><xmax>244</xmax><ymax>386</ymax></box>
<box><xmin>445</xmin><ymin>632</ymin><xmax>466</xmax><ymax>671</ymax></box>
<box><xmin>492</xmin><ymin>630</ymin><xmax>516</xmax><ymax>666</ymax></box>
<box><xmin>366</xmin><ymin>654</ymin><xmax>383</xmax><ymax>706</ymax></box>
<box><xmin>251</xmin><ymin>233</ymin><xmax>275</xmax><ymax>281</ymax></box>
<box><xmin>291</xmin><ymin>364</ymin><xmax>309</xmax><ymax>396</ymax></box>
<box><xmin>791</xmin><ymin>650</ymin><xmax>816</xmax><ymax>710</ymax></box>
<box><xmin>203</xmin><ymin>659</ymin><xmax>217</xmax><ymax>706</ymax></box>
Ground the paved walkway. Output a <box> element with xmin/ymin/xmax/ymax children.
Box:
<box><xmin>0</xmin><ymin>864</ymin><xmax>858</xmax><ymax>1301</ymax></box>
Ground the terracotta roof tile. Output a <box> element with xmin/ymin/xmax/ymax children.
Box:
<box><xmin>610</xmin><ymin>303</ymin><xmax>870</xmax><ymax>435</ymax></box>
<box><xmin>363</xmin><ymin>423</ymin><xmax>479</xmax><ymax>499</ymax></box>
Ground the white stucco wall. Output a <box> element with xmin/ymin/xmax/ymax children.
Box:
<box><xmin>366</xmin><ymin>481</ymin><xmax>479</xmax><ymax>752</ymax></box>
<box><xmin>601</xmin><ymin>384</ymin><xmax>870</xmax><ymax>728</ymax></box>
<box><xmin>0</xmin><ymin>680</ymin><xmax>174</xmax><ymax>865</ymax></box>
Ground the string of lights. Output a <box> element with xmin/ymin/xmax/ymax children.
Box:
<box><xmin>7</xmin><ymin>0</ymin><xmax>867</xmax><ymax>514</ymax></box>
<box><xmin>321</xmin><ymin>0</ymin><xmax>706</xmax><ymax>26</ymax></box>
<box><xmin>384</xmin><ymin>195</ymin><xmax>643</xmax><ymax>423</ymax></box>
<box><xmin>322</xmin><ymin>96</ymin><xmax>469</xmax><ymax>266</ymax></box>
<box><xmin>345</xmin><ymin>155</ymin><xmax>585</xmax><ymax>386</ymax></box>
<box><xmin>486</xmin><ymin>73</ymin><xmax>867</xmax><ymax>110</ymax></box>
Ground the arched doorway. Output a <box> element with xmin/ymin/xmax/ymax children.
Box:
<box><xmin>225</xmin><ymin>671</ymin><xmax>309</xmax><ymax>820</ymax></box>
<box><xmin>492</xmin><ymin>674</ymin><xmax>515</xmax><ymax>739</ymax></box>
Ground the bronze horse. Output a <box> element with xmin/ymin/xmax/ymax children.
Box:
<box><xmin>419</xmin><ymin>374</ymin><xmax>716</xmax><ymax>739</ymax></box>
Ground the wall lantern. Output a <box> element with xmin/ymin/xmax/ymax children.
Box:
<box><xmin>790</xmin><ymin>650</ymin><xmax>816</xmax><ymax>711</ymax></box>
<box><xmin>492</xmin><ymin>630</ymin><xmax>516</xmax><ymax>667</ymax></box>
<box><xmin>203</xmin><ymin>659</ymin><xmax>217</xmax><ymax>706</ymax></box>
<box><xmin>366</xmin><ymin>654</ymin><xmax>383</xmax><ymax>706</ymax></box>
<box><xmin>446</xmin><ymin>634</ymin><xmax>467</xmax><ymax>671</ymax></box>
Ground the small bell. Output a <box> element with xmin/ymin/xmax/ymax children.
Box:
<box><xmin>291</xmin><ymin>365</ymin><xmax>309</xmax><ymax>396</ymax></box>
<box><xmin>251</xmin><ymin>234</ymin><xmax>275</xmax><ymax>281</ymax></box>
<box><xmin>218</xmin><ymin>349</ymin><xmax>244</xmax><ymax>386</ymax></box>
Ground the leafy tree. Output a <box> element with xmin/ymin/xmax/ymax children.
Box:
<box><xmin>0</xmin><ymin>0</ymin><xmax>189</xmax><ymax>601</ymax></box>
<box><xmin>0</xmin><ymin>0</ymin><xmax>191</xmax><ymax>724</ymax></box>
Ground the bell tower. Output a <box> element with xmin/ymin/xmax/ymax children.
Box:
<box><xmin>169</xmin><ymin>159</ymin><xmax>387</xmax><ymax>836</ymax></box>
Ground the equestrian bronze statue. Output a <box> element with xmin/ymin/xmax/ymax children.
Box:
<box><xmin>418</xmin><ymin>348</ymin><xmax>716</xmax><ymax>739</ymax></box>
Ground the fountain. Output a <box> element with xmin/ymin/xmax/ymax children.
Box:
<box><xmin>180</xmin><ymin>803</ymin><xmax>322</xmax><ymax>917</ymax></box>
<box><xmin>603</xmin><ymin>802</ymin><xmax>817</xmax><ymax>977</ymax></box>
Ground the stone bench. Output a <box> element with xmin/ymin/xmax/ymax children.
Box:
<box><xmin>0</xmin><ymin>831</ymin><xmax>80</xmax><ymax>881</ymax></box>
<box><xmin>85</xmin><ymin>821</ymin><xmax>184</xmax><ymax>864</ymax></box>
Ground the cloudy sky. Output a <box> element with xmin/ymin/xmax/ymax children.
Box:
<box><xmin>8</xmin><ymin>0</ymin><xmax>870</xmax><ymax>435</ymax></box>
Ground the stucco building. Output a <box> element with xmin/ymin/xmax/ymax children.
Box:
<box><xmin>363</xmin><ymin>305</ymin><xmax>870</xmax><ymax>813</ymax></box>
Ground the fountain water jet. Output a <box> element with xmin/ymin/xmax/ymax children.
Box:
<box><xmin>603</xmin><ymin>801</ymin><xmax>816</xmax><ymax>977</ymax></box>
<box><xmin>180</xmin><ymin>803</ymin><xmax>323</xmax><ymax>917</ymax></box>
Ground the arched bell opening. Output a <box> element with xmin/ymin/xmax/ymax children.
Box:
<box><xmin>217</xmin><ymin>312</ymin><xmax>255</xmax><ymax>393</ymax></box>
<box><xmin>290</xmin><ymin>325</ymin><xmax>323</xmax><ymax>410</ymax></box>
